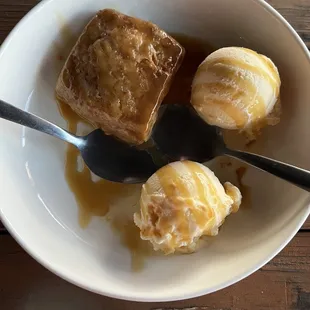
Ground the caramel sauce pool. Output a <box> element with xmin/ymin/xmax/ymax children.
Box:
<box><xmin>57</xmin><ymin>102</ymin><xmax>137</xmax><ymax>227</ymax></box>
<box><xmin>163</xmin><ymin>34</ymin><xmax>214</xmax><ymax>105</ymax></box>
<box><xmin>56</xmin><ymin>34</ymin><xmax>213</xmax><ymax>270</ymax></box>
<box><xmin>236</xmin><ymin>166</ymin><xmax>252</xmax><ymax>208</ymax></box>
<box><xmin>58</xmin><ymin>101</ymin><xmax>146</xmax><ymax>270</ymax></box>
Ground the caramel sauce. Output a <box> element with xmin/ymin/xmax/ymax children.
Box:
<box><xmin>185</xmin><ymin>161</ymin><xmax>216</xmax><ymax>223</ymax></box>
<box><xmin>110</xmin><ymin>218</ymin><xmax>151</xmax><ymax>271</ymax></box>
<box><xmin>155</xmin><ymin>163</ymin><xmax>191</xmax><ymax>245</ymax></box>
<box><xmin>188</xmin><ymin>163</ymin><xmax>213</xmax><ymax>217</ymax></box>
<box><xmin>149</xmin><ymin>161</ymin><xmax>221</xmax><ymax>249</ymax></box>
<box><xmin>55</xmin><ymin>14</ymin><xmax>78</xmax><ymax>62</ymax></box>
<box><xmin>207</xmin><ymin>56</ymin><xmax>277</xmax><ymax>92</ymax></box>
<box><xmin>58</xmin><ymin>101</ymin><xmax>137</xmax><ymax>228</ymax></box>
<box><xmin>187</xmin><ymin>161</ymin><xmax>229</xmax><ymax>230</ymax></box>
<box><xmin>236</xmin><ymin>167</ymin><xmax>252</xmax><ymax>208</ymax></box>
<box><xmin>56</xmin><ymin>33</ymin><xmax>214</xmax><ymax>266</ymax></box>
<box><xmin>58</xmin><ymin>99</ymin><xmax>147</xmax><ymax>269</ymax></box>
<box><xmin>163</xmin><ymin>34</ymin><xmax>214</xmax><ymax>105</ymax></box>
<box><xmin>195</xmin><ymin>59</ymin><xmax>266</xmax><ymax>129</ymax></box>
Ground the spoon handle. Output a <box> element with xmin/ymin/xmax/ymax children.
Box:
<box><xmin>225</xmin><ymin>148</ymin><xmax>310</xmax><ymax>192</ymax></box>
<box><xmin>0</xmin><ymin>99</ymin><xmax>82</xmax><ymax>147</ymax></box>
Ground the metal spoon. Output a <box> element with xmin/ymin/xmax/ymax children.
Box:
<box><xmin>2</xmin><ymin>99</ymin><xmax>310</xmax><ymax>190</ymax></box>
<box><xmin>152</xmin><ymin>104</ymin><xmax>310</xmax><ymax>192</ymax></box>
<box><xmin>0</xmin><ymin>99</ymin><xmax>161</xmax><ymax>183</ymax></box>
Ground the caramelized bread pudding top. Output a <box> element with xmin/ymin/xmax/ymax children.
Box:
<box><xmin>56</xmin><ymin>9</ymin><xmax>184</xmax><ymax>144</ymax></box>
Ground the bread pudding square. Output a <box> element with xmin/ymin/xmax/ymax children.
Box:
<box><xmin>56</xmin><ymin>9</ymin><xmax>184</xmax><ymax>144</ymax></box>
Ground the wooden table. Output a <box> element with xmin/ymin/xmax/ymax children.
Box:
<box><xmin>1</xmin><ymin>1</ymin><xmax>310</xmax><ymax>309</ymax></box>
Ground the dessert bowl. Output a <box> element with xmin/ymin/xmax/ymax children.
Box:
<box><xmin>0</xmin><ymin>0</ymin><xmax>310</xmax><ymax>302</ymax></box>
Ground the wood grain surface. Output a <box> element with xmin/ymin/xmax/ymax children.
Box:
<box><xmin>1</xmin><ymin>0</ymin><xmax>310</xmax><ymax>309</ymax></box>
<box><xmin>1</xmin><ymin>233</ymin><xmax>310</xmax><ymax>310</ymax></box>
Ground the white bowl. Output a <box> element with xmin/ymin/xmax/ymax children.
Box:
<box><xmin>0</xmin><ymin>0</ymin><xmax>310</xmax><ymax>302</ymax></box>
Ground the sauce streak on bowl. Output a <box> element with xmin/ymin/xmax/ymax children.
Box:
<box><xmin>56</xmin><ymin>34</ymin><xmax>214</xmax><ymax>270</ymax></box>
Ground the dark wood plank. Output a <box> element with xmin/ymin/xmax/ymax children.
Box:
<box><xmin>302</xmin><ymin>220</ymin><xmax>310</xmax><ymax>230</ymax></box>
<box><xmin>0</xmin><ymin>0</ymin><xmax>40</xmax><ymax>44</ymax></box>
<box><xmin>1</xmin><ymin>233</ymin><xmax>310</xmax><ymax>310</ymax></box>
<box><xmin>268</xmin><ymin>0</ymin><xmax>310</xmax><ymax>49</ymax></box>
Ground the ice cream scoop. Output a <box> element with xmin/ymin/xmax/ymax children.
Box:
<box><xmin>191</xmin><ymin>47</ymin><xmax>281</xmax><ymax>137</ymax></box>
<box><xmin>134</xmin><ymin>161</ymin><xmax>241</xmax><ymax>254</ymax></box>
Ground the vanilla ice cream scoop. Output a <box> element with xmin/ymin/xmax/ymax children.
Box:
<box><xmin>134</xmin><ymin>161</ymin><xmax>241</xmax><ymax>254</ymax></box>
<box><xmin>191</xmin><ymin>47</ymin><xmax>281</xmax><ymax>137</ymax></box>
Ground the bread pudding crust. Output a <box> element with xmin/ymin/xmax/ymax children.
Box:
<box><xmin>56</xmin><ymin>9</ymin><xmax>184</xmax><ymax>144</ymax></box>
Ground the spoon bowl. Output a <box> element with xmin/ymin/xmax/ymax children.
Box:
<box><xmin>153</xmin><ymin>104</ymin><xmax>221</xmax><ymax>162</ymax></box>
<box><xmin>80</xmin><ymin>129</ymin><xmax>159</xmax><ymax>183</ymax></box>
<box><xmin>153</xmin><ymin>104</ymin><xmax>310</xmax><ymax>192</ymax></box>
<box><xmin>1</xmin><ymin>99</ymin><xmax>310</xmax><ymax>190</ymax></box>
<box><xmin>0</xmin><ymin>99</ymin><xmax>163</xmax><ymax>183</ymax></box>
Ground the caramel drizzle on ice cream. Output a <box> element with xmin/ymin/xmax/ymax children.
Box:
<box><xmin>191</xmin><ymin>47</ymin><xmax>281</xmax><ymax>132</ymax></box>
<box><xmin>136</xmin><ymin>161</ymin><xmax>241</xmax><ymax>254</ymax></box>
